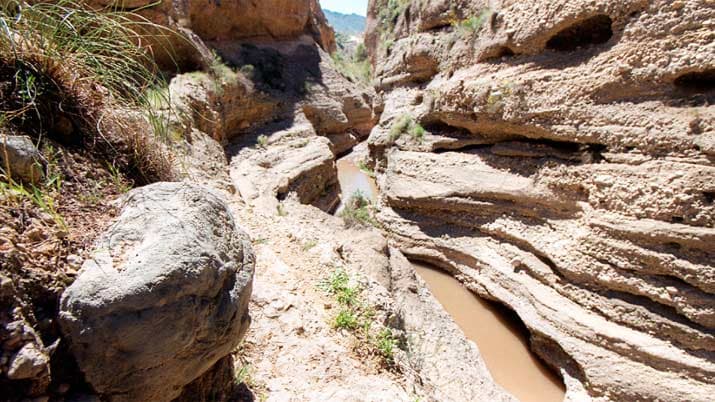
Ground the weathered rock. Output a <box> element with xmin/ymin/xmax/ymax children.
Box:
<box><xmin>7</xmin><ymin>343</ymin><xmax>49</xmax><ymax>381</ymax></box>
<box><xmin>228</xmin><ymin>113</ymin><xmax>340</xmax><ymax>214</ymax></box>
<box><xmin>0</xmin><ymin>135</ymin><xmax>43</xmax><ymax>184</ymax></box>
<box><xmin>0</xmin><ymin>275</ymin><xmax>52</xmax><ymax>399</ymax></box>
<box><xmin>170</xmin><ymin>70</ymin><xmax>279</xmax><ymax>143</ymax></box>
<box><xmin>85</xmin><ymin>0</ymin><xmax>336</xmax><ymax>70</ymax></box>
<box><xmin>301</xmin><ymin>46</ymin><xmax>376</xmax><ymax>140</ymax></box>
<box><xmin>367</xmin><ymin>0</ymin><xmax>715</xmax><ymax>400</ymax></box>
<box><xmin>59</xmin><ymin>182</ymin><xmax>255</xmax><ymax>402</ymax></box>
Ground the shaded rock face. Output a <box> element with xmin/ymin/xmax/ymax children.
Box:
<box><xmin>86</xmin><ymin>0</ymin><xmax>337</xmax><ymax>70</ymax></box>
<box><xmin>367</xmin><ymin>0</ymin><xmax>715</xmax><ymax>401</ymax></box>
<box><xmin>0</xmin><ymin>275</ymin><xmax>51</xmax><ymax>399</ymax></box>
<box><xmin>59</xmin><ymin>182</ymin><xmax>255</xmax><ymax>402</ymax></box>
<box><xmin>198</xmin><ymin>39</ymin><xmax>377</xmax><ymax>212</ymax></box>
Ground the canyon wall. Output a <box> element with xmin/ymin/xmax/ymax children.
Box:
<box><xmin>1</xmin><ymin>0</ymin><xmax>372</xmax><ymax>399</ymax></box>
<box><xmin>366</xmin><ymin>0</ymin><xmax>714</xmax><ymax>400</ymax></box>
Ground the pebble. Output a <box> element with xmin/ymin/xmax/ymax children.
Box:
<box><xmin>66</xmin><ymin>254</ymin><xmax>83</xmax><ymax>268</ymax></box>
<box><xmin>7</xmin><ymin>342</ymin><xmax>48</xmax><ymax>380</ymax></box>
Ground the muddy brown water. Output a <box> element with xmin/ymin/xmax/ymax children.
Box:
<box><xmin>335</xmin><ymin>155</ymin><xmax>379</xmax><ymax>212</ymax></box>
<box><xmin>336</xmin><ymin>154</ymin><xmax>566</xmax><ymax>402</ymax></box>
<box><xmin>415</xmin><ymin>264</ymin><xmax>566</xmax><ymax>402</ymax></box>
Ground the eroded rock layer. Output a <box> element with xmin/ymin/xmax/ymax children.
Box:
<box><xmin>366</xmin><ymin>0</ymin><xmax>715</xmax><ymax>400</ymax></box>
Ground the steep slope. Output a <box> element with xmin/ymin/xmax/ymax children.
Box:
<box><xmin>366</xmin><ymin>0</ymin><xmax>715</xmax><ymax>401</ymax></box>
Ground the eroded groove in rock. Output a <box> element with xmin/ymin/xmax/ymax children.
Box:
<box><xmin>545</xmin><ymin>15</ymin><xmax>614</xmax><ymax>52</ymax></box>
<box><xmin>675</xmin><ymin>69</ymin><xmax>715</xmax><ymax>93</ymax></box>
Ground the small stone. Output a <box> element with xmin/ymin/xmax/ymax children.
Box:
<box><xmin>56</xmin><ymin>383</ymin><xmax>71</xmax><ymax>394</ymax></box>
<box><xmin>25</xmin><ymin>227</ymin><xmax>46</xmax><ymax>242</ymax></box>
<box><xmin>66</xmin><ymin>254</ymin><xmax>82</xmax><ymax>268</ymax></box>
<box><xmin>7</xmin><ymin>343</ymin><xmax>49</xmax><ymax>380</ymax></box>
<box><xmin>0</xmin><ymin>274</ymin><xmax>13</xmax><ymax>294</ymax></box>
<box><xmin>0</xmin><ymin>135</ymin><xmax>44</xmax><ymax>184</ymax></box>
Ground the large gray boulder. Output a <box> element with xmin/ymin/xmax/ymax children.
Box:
<box><xmin>59</xmin><ymin>182</ymin><xmax>254</xmax><ymax>402</ymax></box>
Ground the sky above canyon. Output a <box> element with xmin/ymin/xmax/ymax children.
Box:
<box><xmin>320</xmin><ymin>0</ymin><xmax>368</xmax><ymax>16</ymax></box>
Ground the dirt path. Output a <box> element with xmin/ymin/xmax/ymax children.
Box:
<box><xmin>229</xmin><ymin>199</ymin><xmax>413</xmax><ymax>401</ymax></box>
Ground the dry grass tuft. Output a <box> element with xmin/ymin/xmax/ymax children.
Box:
<box><xmin>0</xmin><ymin>0</ymin><xmax>180</xmax><ymax>182</ymax></box>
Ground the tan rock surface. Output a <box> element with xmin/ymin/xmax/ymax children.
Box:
<box><xmin>367</xmin><ymin>0</ymin><xmax>715</xmax><ymax>400</ymax></box>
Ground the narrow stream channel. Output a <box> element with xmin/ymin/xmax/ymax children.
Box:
<box><xmin>335</xmin><ymin>153</ymin><xmax>566</xmax><ymax>402</ymax></box>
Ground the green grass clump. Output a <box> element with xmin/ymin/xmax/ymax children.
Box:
<box><xmin>339</xmin><ymin>190</ymin><xmax>376</xmax><ymax>228</ymax></box>
<box><xmin>410</xmin><ymin>123</ymin><xmax>426</xmax><ymax>142</ymax></box>
<box><xmin>376</xmin><ymin>328</ymin><xmax>398</xmax><ymax>362</ymax></box>
<box><xmin>0</xmin><ymin>144</ymin><xmax>67</xmax><ymax>229</ymax></box>
<box><xmin>302</xmin><ymin>239</ymin><xmax>318</xmax><ymax>251</ymax></box>
<box><xmin>452</xmin><ymin>8</ymin><xmax>492</xmax><ymax>37</ymax></box>
<box><xmin>319</xmin><ymin>268</ymin><xmax>401</xmax><ymax>367</ymax></box>
<box><xmin>331</xmin><ymin>50</ymin><xmax>371</xmax><ymax>85</ymax></box>
<box><xmin>388</xmin><ymin>115</ymin><xmax>426</xmax><ymax>144</ymax></box>
<box><xmin>334</xmin><ymin>309</ymin><xmax>359</xmax><ymax>330</ymax></box>
<box><xmin>357</xmin><ymin>160</ymin><xmax>375</xmax><ymax>177</ymax></box>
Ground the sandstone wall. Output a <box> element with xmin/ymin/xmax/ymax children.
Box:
<box><xmin>366</xmin><ymin>0</ymin><xmax>715</xmax><ymax>400</ymax></box>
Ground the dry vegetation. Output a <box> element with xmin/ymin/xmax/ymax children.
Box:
<box><xmin>0</xmin><ymin>1</ymin><xmax>182</xmax><ymax>323</ymax></box>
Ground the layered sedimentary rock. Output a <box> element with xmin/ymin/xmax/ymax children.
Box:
<box><xmin>84</xmin><ymin>0</ymin><xmax>337</xmax><ymax>69</ymax></box>
<box><xmin>59</xmin><ymin>183</ymin><xmax>255</xmax><ymax>402</ymax></box>
<box><xmin>367</xmin><ymin>0</ymin><xmax>715</xmax><ymax>400</ymax></box>
<box><xmin>210</xmin><ymin>38</ymin><xmax>376</xmax><ymax>211</ymax></box>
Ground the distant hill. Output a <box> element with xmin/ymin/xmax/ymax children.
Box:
<box><xmin>323</xmin><ymin>9</ymin><xmax>366</xmax><ymax>36</ymax></box>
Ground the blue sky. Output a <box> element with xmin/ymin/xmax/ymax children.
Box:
<box><xmin>320</xmin><ymin>0</ymin><xmax>368</xmax><ymax>16</ymax></box>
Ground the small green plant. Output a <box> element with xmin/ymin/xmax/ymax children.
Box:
<box><xmin>234</xmin><ymin>364</ymin><xmax>252</xmax><ymax>386</ymax></box>
<box><xmin>276</xmin><ymin>202</ymin><xmax>287</xmax><ymax>217</ymax></box>
<box><xmin>0</xmin><ymin>177</ymin><xmax>66</xmax><ymax>230</ymax></box>
<box><xmin>302</xmin><ymin>239</ymin><xmax>317</xmax><ymax>251</ymax></box>
<box><xmin>320</xmin><ymin>268</ymin><xmax>353</xmax><ymax>297</ymax></box>
<box><xmin>376</xmin><ymin>328</ymin><xmax>398</xmax><ymax>362</ymax></box>
<box><xmin>233</xmin><ymin>361</ymin><xmax>267</xmax><ymax>401</ymax></box>
<box><xmin>339</xmin><ymin>190</ymin><xmax>376</xmax><ymax>228</ymax></box>
<box><xmin>42</xmin><ymin>144</ymin><xmax>63</xmax><ymax>192</ymax></box>
<box><xmin>388</xmin><ymin>115</ymin><xmax>412</xmax><ymax>143</ymax></box>
<box><xmin>257</xmin><ymin>134</ymin><xmax>269</xmax><ymax>149</ymax></box>
<box><xmin>388</xmin><ymin>114</ymin><xmax>425</xmax><ymax>144</ymax></box>
<box><xmin>319</xmin><ymin>268</ymin><xmax>400</xmax><ymax>367</ymax></box>
<box><xmin>357</xmin><ymin>160</ymin><xmax>374</xmax><ymax>177</ymax></box>
<box><xmin>410</xmin><ymin>123</ymin><xmax>426</xmax><ymax>142</ymax></box>
<box><xmin>382</xmin><ymin>39</ymin><xmax>395</xmax><ymax>55</ymax></box>
<box><xmin>106</xmin><ymin>162</ymin><xmax>132</xmax><ymax>193</ymax></box>
<box><xmin>451</xmin><ymin>8</ymin><xmax>492</xmax><ymax>38</ymax></box>
<box><xmin>334</xmin><ymin>309</ymin><xmax>359</xmax><ymax>330</ymax></box>
<box><xmin>320</xmin><ymin>267</ymin><xmax>361</xmax><ymax>310</ymax></box>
